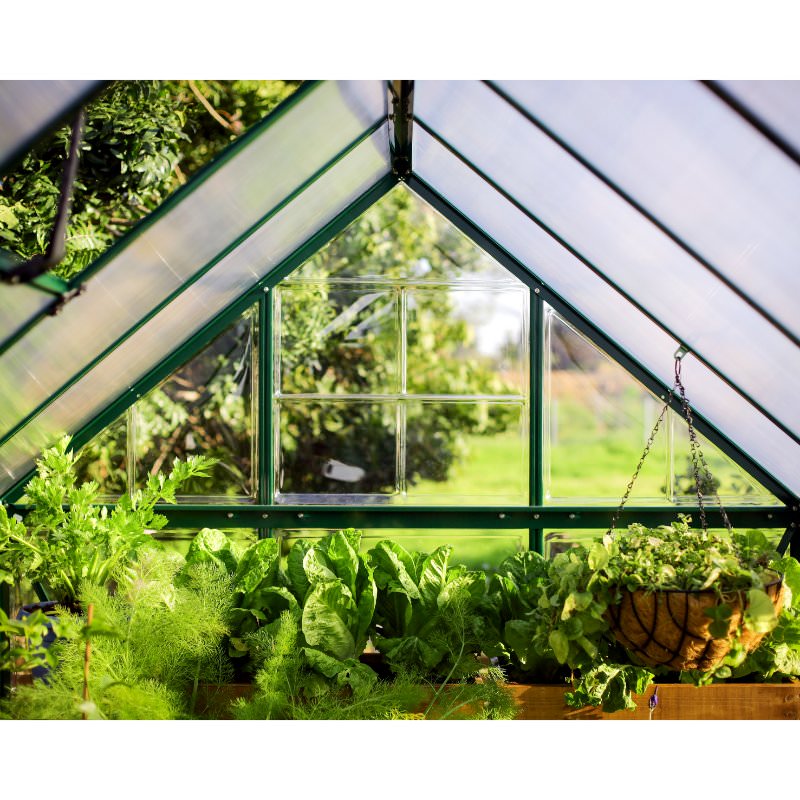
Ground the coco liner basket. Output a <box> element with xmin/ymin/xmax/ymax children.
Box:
<box><xmin>606</xmin><ymin>574</ymin><xmax>785</xmax><ymax>672</ymax></box>
<box><xmin>604</xmin><ymin>351</ymin><xmax>785</xmax><ymax>673</ymax></box>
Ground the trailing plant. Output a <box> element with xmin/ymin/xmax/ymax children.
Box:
<box><xmin>368</xmin><ymin>539</ymin><xmax>486</xmax><ymax>679</ymax></box>
<box><xmin>3</xmin><ymin>435</ymin><xmax>215</xmax><ymax>607</ymax></box>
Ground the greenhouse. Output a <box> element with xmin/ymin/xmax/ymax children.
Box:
<box><xmin>1</xmin><ymin>78</ymin><xmax>799</xmax><ymax>725</ymax></box>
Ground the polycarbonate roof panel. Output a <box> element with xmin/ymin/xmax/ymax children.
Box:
<box><xmin>0</xmin><ymin>81</ymin><xmax>387</xmax><ymax>446</ymax></box>
<box><xmin>0</xmin><ymin>80</ymin><xmax>102</xmax><ymax>171</ymax></box>
<box><xmin>0</xmin><ymin>283</ymin><xmax>56</xmax><ymax>355</ymax></box>
<box><xmin>492</xmin><ymin>80</ymin><xmax>800</xmax><ymax>345</ymax></box>
<box><xmin>414</xmin><ymin>80</ymin><xmax>800</xmax><ymax>442</ymax></box>
<box><xmin>0</xmin><ymin>125</ymin><xmax>390</xmax><ymax>491</ymax></box>
<box><xmin>718</xmin><ymin>80</ymin><xmax>800</xmax><ymax>155</ymax></box>
<box><xmin>413</xmin><ymin>122</ymin><xmax>800</xmax><ymax>496</ymax></box>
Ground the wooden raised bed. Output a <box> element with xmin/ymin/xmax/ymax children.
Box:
<box><xmin>507</xmin><ymin>682</ymin><xmax>800</xmax><ymax>720</ymax></box>
<box><xmin>194</xmin><ymin>681</ymin><xmax>800</xmax><ymax>720</ymax></box>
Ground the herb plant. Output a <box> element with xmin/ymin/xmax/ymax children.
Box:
<box><xmin>4</xmin><ymin>435</ymin><xmax>215</xmax><ymax>607</ymax></box>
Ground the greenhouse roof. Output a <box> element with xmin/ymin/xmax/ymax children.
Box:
<box><xmin>0</xmin><ymin>79</ymin><xmax>798</xmax><ymax>500</ymax></box>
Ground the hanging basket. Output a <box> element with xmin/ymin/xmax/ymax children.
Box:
<box><xmin>604</xmin><ymin>350</ymin><xmax>785</xmax><ymax>673</ymax></box>
<box><xmin>606</xmin><ymin>573</ymin><xmax>785</xmax><ymax>671</ymax></box>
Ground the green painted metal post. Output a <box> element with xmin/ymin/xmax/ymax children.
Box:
<box><xmin>529</xmin><ymin>290</ymin><xmax>544</xmax><ymax>554</ymax></box>
<box><xmin>257</xmin><ymin>290</ymin><xmax>273</xmax><ymax>539</ymax></box>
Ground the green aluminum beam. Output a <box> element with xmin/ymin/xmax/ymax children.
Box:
<box><xmin>1</xmin><ymin>173</ymin><xmax>399</xmax><ymax>504</ymax></box>
<box><xmin>406</xmin><ymin>174</ymin><xmax>797</xmax><ymax>506</ymax></box>
<box><xmin>0</xmin><ymin>118</ymin><xmax>386</xmax><ymax>449</ymax></box>
<box><xmin>6</xmin><ymin>503</ymin><xmax>793</xmax><ymax>531</ymax></box>
<box><xmin>413</xmin><ymin>117</ymin><xmax>800</xmax><ymax>451</ymax></box>
<box><xmin>257</xmin><ymin>291</ymin><xmax>273</xmax><ymax>540</ymax></box>
<box><xmin>529</xmin><ymin>291</ymin><xmax>545</xmax><ymax>553</ymax></box>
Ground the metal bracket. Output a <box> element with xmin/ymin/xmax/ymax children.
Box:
<box><xmin>674</xmin><ymin>345</ymin><xmax>690</xmax><ymax>361</ymax></box>
<box><xmin>49</xmin><ymin>283</ymin><xmax>87</xmax><ymax>315</ymax></box>
<box><xmin>388</xmin><ymin>80</ymin><xmax>414</xmax><ymax>179</ymax></box>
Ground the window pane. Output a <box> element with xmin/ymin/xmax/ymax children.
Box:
<box><xmin>135</xmin><ymin>310</ymin><xmax>256</xmax><ymax>500</ymax></box>
<box><xmin>545</xmin><ymin>309</ymin><xmax>668</xmax><ymax>504</ymax></box>
<box><xmin>670</xmin><ymin>416</ymin><xmax>778</xmax><ymax>505</ymax></box>
<box><xmin>404</xmin><ymin>401</ymin><xmax>528</xmax><ymax>505</ymax></box>
<box><xmin>74</xmin><ymin>412</ymin><xmax>128</xmax><ymax>498</ymax></box>
<box><xmin>276</xmin><ymin>399</ymin><xmax>397</xmax><ymax>503</ymax></box>
<box><xmin>277</xmin><ymin>283</ymin><xmax>400</xmax><ymax>395</ymax></box>
<box><xmin>406</xmin><ymin>286</ymin><xmax>528</xmax><ymax>395</ymax></box>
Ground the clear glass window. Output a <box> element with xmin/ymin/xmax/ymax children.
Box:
<box><xmin>273</xmin><ymin>186</ymin><xmax>530</xmax><ymax>506</ymax></box>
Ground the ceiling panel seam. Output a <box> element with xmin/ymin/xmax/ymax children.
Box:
<box><xmin>413</xmin><ymin>116</ymin><xmax>800</xmax><ymax>449</ymax></box>
<box><xmin>702</xmin><ymin>80</ymin><xmax>800</xmax><ymax>170</ymax></box>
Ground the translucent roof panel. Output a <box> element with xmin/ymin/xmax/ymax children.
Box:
<box><xmin>0</xmin><ymin>82</ymin><xmax>386</xmax><ymax>440</ymax></box>
<box><xmin>0</xmin><ymin>80</ymin><xmax>102</xmax><ymax>171</ymax></box>
<box><xmin>0</xmin><ymin>282</ymin><xmax>56</xmax><ymax>355</ymax></box>
<box><xmin>412</xmin><ymin>121</ymin><xmax>800</xmax><ymax>497</ymax></box>
<box><xmin>0</xmin><ymin>129</ymin><xmax>390</xmax><ymax>491</ymax></box>
<box><xmin>414</xmin><ymin>81</ymin><xmax>800</xmax><ymax>444</ymax></box>
<box><xmin>491</xmin><ymin>80</ymin><xmax>800</xmax><ymax>345</ymax></box>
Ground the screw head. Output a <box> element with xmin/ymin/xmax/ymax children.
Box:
<box><xmin>298</xmin><ymin>512</ymin><xmax>305</xmax><ymax>519</ymax></box>
<box><xmin>533</xmin><ymin>513</ymin><xmax>540</xmax><ymax>520</ymax></box>
<box><xmin>261</xmin><ymin>513</ymin><xmax>269</xmax><ymax>519</ymax></box>
<box><xmin>534</xmin><ymin>287</ymin><xmax>540</xmax><ymax>294</ymax></box>
<box><xmin>498</xmin><ymin>513</ymin><xmax>506</xmax><ymax>520</ymax></box>
<box><xmin>226</xmin><ymin>512</ymin><xmax>234</xmax><ymax>519</ymax></box>
<box><xmin>568</xmin><ymin>513</ymin><xmax>576</xmax><ymax>520</ymax></box>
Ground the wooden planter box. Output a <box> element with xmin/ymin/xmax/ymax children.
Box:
<box><xmin>507</xmin><ymin>682</ymin><xmax>800</xmax><ymax>720</ymax></box>
<box><xmin>194</xmin><ymin>680</ymin><xmax>800</xmax><ymax>720</ymax></box>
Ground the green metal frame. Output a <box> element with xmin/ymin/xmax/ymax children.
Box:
<box><xmin>3</xmin><ymin>81</ymin><xmax>798</xmax><ymax>561</ymax></box>
<box><xmin>1</xmin><ymin>173</ymin><xmax>399</xmax><ymax>503</ymax></box>
<box><xmin>406</xmin><ymin>173</ymin><xmax>797</xmax><ymax>506</ymax></box>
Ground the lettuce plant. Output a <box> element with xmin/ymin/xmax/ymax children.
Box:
<box><xmin>368</xmin><ymin>539</ymin><xmax>486</xmax><ymax>679</ymax></box>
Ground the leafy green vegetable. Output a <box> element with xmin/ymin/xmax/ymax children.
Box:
<box><xmin>368</xmin><ymin>539</ymin><xmax>486</xmax><ymax>678</ymax></box>
<box><xmin>184</xmin><ymin>528</ymin><xmax>242</xmax><ymax>574</ymax></box>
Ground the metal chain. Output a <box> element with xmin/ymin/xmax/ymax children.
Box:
<box><xmin>608</xmin><ymin>381</ymin><xmax>676</xmax><ymax>536</ymax></box>
<box><xmin>608</xmin><ymin>352</ymin><xmax>731</xmax><ymax>537</ymax></box>
<box><xmin>674</xmin><ymin>358</ymin><xmax>732</xmax><ymax>534</ymax></box>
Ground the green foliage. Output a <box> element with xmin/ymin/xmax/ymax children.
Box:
<box><xmin>232</xmin><ymin>611</ymin><xmax>516</xmax><ymax>721</ymax></box>
<box><xmin>1</xmin><ymin>80</ymin><xmax>300</xmax><ymax>280</ymax></box>
<box><xmin>4</xmin><ymin>548</ymin><xmax>234</xmax><ymax>720</ymax></box>
<box><xmin>479</xmin><ymin>551</ymin><xmax>559</xmax><ymax>680</ymax></box>
<box><xmin>595</xmin><ymin>516</ymin><xmax>781</xmax><ymax>595</ymax></box>
<box><xmin>368</xmin><ymin>539</ymin><xmax>486</xmax><ymax>679</ymax></box>
<box><xmin>6</xmin><ymin>435</ymin><xmax>215</xmax><ymax>605</ymax></box>
<box><xmin>0</xmin><ymin>606</ymin><xmax>78</xmax><ymax>673</ymax></box>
